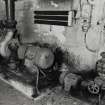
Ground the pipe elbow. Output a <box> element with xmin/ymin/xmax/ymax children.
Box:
<box><xmin>0</xmin><ymin>30</ymin><xmax>14</xmax><ymax>57</ymax></box>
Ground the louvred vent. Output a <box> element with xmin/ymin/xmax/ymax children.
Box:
<box><xmin>34</xmin><ymin>11</ymin><xmax>73</xmax><ymax>26</ymax></box>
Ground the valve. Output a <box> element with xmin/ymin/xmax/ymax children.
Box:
<box><xmin>87</xmin><ymin>81</ymin><xmax>100</xmax><ymax>94</ymax></box>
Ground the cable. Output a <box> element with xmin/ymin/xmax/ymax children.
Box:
<box><xmin>84</xmin><ymin>31</ymin><xmax>98</xmax><ymax>52</ymax></box>
<box><xmin>83</xmin><ymin>2</ymin><xmax>102</xmax><ymax>53</ymax></box>
<box><xmin>33</xmin><ymin>65</ymin><xmax>47</xmax><ymax>95</ymax></box>
<box><xmin>35</xmin><ymin>66</ymin><xmax>40</xmax><ymax>95</ymax></box>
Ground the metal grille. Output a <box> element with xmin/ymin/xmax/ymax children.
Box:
<box><xmin>34</xmin><ymin>11</ymin><xmax>73</xmax><ymax>26</ymax></box>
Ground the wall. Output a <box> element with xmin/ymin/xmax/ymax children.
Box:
<box><xmin>0</xmin><ymin>0</ymin><xmax>105</xmax><ymax>71</ymax></box>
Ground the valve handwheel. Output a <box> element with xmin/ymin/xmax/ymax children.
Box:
<box><xmin>88</xmin><ymin>81</ymin><xmax>100</xmax><ymax>94</ymax></box>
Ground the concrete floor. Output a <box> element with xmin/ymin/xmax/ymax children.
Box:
<box><xmin>0</xmin><ymin>79</ymin><xmax>35</xmax><ymax>105</ymax></box>
<box><xmin>0</xmin><ymin>79</ymin><xmax>91</xmax><ymax>105</ymax></box>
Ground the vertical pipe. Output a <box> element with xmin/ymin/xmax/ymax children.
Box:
<box><xmin>4</xmin><ymin>0</ymin><xmax>15</xmax><ymax>22</ymax></box>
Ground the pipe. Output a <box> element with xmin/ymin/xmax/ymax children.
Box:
<box><xmin>4</xmin><ymin>0</ymin><xmax>15</xmax><ymax>22</ymax></box>
<box><xmin>0</xmin><ymin>0</ymin><xmax>16</xmax><ymax>57</ymax></box>
<box><xmin>0</xmin><ymin>30</ymin><xmax>14</xmax><ymax>57</ymax></box>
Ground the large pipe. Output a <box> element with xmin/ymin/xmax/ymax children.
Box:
<box><xmin>18</xmin><ymin>45</ymin><xmax>55</xmax><ymax>69</ymax></box>
<box><xmin>0</xmin><ymin>0</ymin><xmax>16</xmax><ymax>57</ymax></box>
<box><xmin>0</xmin><ymin>30</ymin><xmax>14</xmax><ymax>57</ymax></box>
<box><xmin>4</xmin><ymin>0</ymin><xmax>15</xmax><ymax>22</ymax></box>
